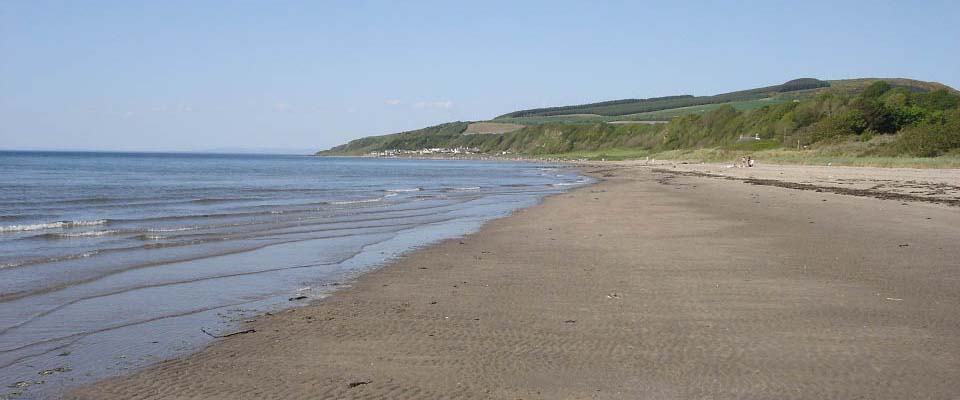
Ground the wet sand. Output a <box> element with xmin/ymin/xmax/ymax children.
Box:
<box><xmin>71</xmin><ymin>164</ymin><xmax>960</xmax><ymax>399</ymax></box>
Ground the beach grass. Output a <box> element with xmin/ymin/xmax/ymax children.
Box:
<box><xmin>535</xmin><ymin>147</ymin><xmax>652</xmax><ymax>161</ymax></box>
<box><xmin>757</xmin><ymin>152</ymin><xmax>960</xmax><ymax>169</ymax></box>
<box><xmin>539</xmin><ymin>147</ymin><xmax>960</xmax><ymax>168</ymax></box>
<box><xmin>654</xmin><ymin>148</ymin><xmax>960</xmax><ymax>169</ymax></box>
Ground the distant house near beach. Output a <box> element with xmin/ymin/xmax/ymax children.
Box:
<box><xmin>737</xmin><ymin>134</ymin><xmax>761</xmax><ymax>142</ymax></box>
<box><xmin>368</xmin><ymin>147</ymin><xmax>480</xmax><ymax>157</ymax></box>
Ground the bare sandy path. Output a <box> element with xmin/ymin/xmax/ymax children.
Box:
<box><xmin>71</xmin><ymin>165</ymin><xmax>960</xmax><ymax>399</ymax></box>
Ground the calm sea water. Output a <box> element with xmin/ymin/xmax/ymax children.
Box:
<box><xmin>0</xmin><ymin>151</ymin><xmax>588</xmax><ymax>398</ymax></box>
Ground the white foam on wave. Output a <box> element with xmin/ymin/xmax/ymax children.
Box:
<box><xmin>48</xmin><ymin>230</ymin><xmax>121</xmax><ymax>238</ymax></box>
<box><xmin>0</xmin><ymin>219</ymin><xmax>108</xmax><ymax>233</ymax></box>
<box><xmin>145</xmin><ymin>226</ymin><xmax>204</xmax><ymax>233</ymax></box>
<box><xmin>0</xmin><ymin>250</ymin><xmax>99</xmax><ymax>269</ymax></box>
<box><xmin>329</xmin><ymin>197</ymin><xmax>384</xmax><ymax>205</ymax></box>
<box><xmin>452</xmin><ymin>186</ymin><xmax>481</xmax><ymax>191</ymax></box>
<box><xmin>386</xmin><ymin>188</ymin><xmax>421</xmax><ymax>193</ymax></box>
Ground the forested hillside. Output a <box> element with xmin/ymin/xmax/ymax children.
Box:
<box><xmin>492</xmin><ymin>78</ymin><xmax>955</xmax><ymax>125</ymax></box>
<box><xmin>318</xmin><ymin>79</ymin><xmax>960</xmax><ymax>159</ymax></box>
<box><xmin>659</xmin><ymin>82</ymin><xmax>960</xmax><ymax>156</ymax></box>
<box><xmin>495</xmin><ymin>78</ymin><xmax>830</xmax><ymax>118</ymax></box>
<box><xmin>322</xmin><ymin>122</ymin><xmax>471</xmax><ymax>155</ymax></box>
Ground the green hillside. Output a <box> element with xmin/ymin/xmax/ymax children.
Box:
<box><xmin>317</xmin><ymin>121</ymin><xmax>664</xmax><ymax>156</ymax></box>
<box><xmin>321</xmin><ymin>122</ymin><xmax>471</xmax><ymax>155</ymax></box>
<box><xmin>317</xmin><ymin>78</ymin><xmax>960</xmax><ymax>162</ymax></box>
<box><xmin>492</xmin><ymin>77</ymin><xmax>956</xmax><ymax>124</ymax></box>
<box><xmin>494</xmin><ymin>97</ymin><xmax>790</xmax><ymax>125</ymax></box>
<box><xmin>495</xmin><ymin>78</ymin><xmax>830</xmax><ymax>119</ymax></box>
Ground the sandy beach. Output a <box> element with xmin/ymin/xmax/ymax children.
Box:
<box><xmin>71</xmin><ymin>163</ymin><xmax>960</xmax><ymax>399</ymax></box>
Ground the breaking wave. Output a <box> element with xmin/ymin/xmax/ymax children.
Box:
<box><xmin>328</xmin><ymin>197</ymin><xmax>387</xmax><ymax>205</ymax></box>
<box><xmin>35</xmin><ymin>230</ymin><xmax>121</xmax><ymax>239</ymax></box>
<box><xmin>0</xmin><ymin>219</ymin><xmax>108</xmax><ymax>233</ymax></box>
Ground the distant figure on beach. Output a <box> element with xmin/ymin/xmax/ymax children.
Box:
<box><xmin>739</xmin><ymin>157</ymin><xmax>747</xmax><ymax>168</ymax></box>
<box><xmin>748</xmin><ymin>156</ymin><xmax>754</xmax><ymax>167</ymax></box>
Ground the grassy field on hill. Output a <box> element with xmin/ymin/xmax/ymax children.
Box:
<box><xmin>462</xmin><ymin>122</ymin><xmax>525</xmax><ymax>135</ymax></box>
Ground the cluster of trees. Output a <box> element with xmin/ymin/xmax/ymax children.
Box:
<box><xmin>659</xmin><ymin>81</ymin><xmax>960</xmax><ymax>156</ymax></box>
<box><xmin>319</xmin><ymin>121</ymin><xmax>662</xmax><ymax>156</ymax></box>
<box><xmin>456</xmin><ymin>123</ymin><xmax>662</xmax><ymax>154</ymax></box>
<box><xmin>321</xmin><ymin>122</ymin><xmax>471</xmax><ymax>154</ymax></box>
<box><xmin>497</xmin><ymin>78</ymin><xmax>830</xmax><ymax>118</ymax></box>
<box><xmin>776</xmin><ymin>78</ymin><xmax>834</xmax><ymax>92</ymax></box>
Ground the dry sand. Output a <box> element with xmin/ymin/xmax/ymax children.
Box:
<box><xmin>72</xmin><ymin>164</ymin><xmax>960</xmax><ymax>399</ymax></box>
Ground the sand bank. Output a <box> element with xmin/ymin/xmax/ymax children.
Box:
<box><xmin>72</xmin><ymin>163</ymin><xmax>960</xmax><ymax>399</ymax></box>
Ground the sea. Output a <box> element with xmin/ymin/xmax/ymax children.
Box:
<box><xmin>0</xmin><ymin>151</ymin><xmax>590</xmax><ymax>398</ymax></box>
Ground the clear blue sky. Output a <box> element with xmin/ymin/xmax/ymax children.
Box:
<box><xmin>2</xmin><ymin>0</ymin><xmax>958</xmax><ymax>153</ymax></box>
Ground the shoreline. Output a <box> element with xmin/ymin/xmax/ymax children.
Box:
<box><xmin>71</xmin><ymin>163</ymin><xmax>960</xmax><ymax>399</ymax></box>
<box><xmin>315</xmin><ymin>152</ymin><xmax>960</xmax><ymax>170</ymax></box>
<box><xmin>0</xmin><ymin>157</ymin><xmax>587</xmax><ymax>400</ymax></box>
